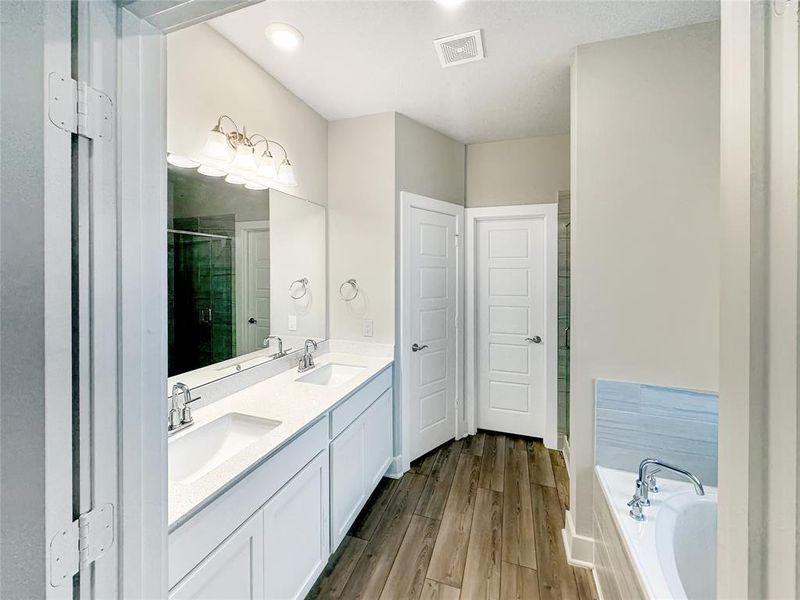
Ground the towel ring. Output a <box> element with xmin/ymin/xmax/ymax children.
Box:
<box><xmin>289</xmin><ymin>277</ymin><xmax>309</xmax><ymax>300</ymax></box>
<box><xmin>339</xmin><ymin>278</ymin><xmax>359</xmax><ymax>302</ymax></box>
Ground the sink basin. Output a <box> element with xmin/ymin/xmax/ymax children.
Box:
<box><xmin>169</xmin><ymin>413</ymin><xmax>281</xmax><ymax>484</ymax></box>
<box><xmin>295</xmin><ymin>363</ymin><xmax>366</xmax><ymax>387</ymax></box>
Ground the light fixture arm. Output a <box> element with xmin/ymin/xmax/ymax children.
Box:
<box><xmin>215</xmin><ymin>114</ymin><xmax>240</xmax><ymax>137</ymax></box>
<box><xmin>264</xmin><ymin>139</ymin><xmax>289</xmax><ymax>161</ymax></box>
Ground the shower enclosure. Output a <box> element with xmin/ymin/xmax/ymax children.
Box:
<box><xmin>558</xmin><ymin>191</ymin><xmax>571</xmax><ymax>442</ymax></box>
<box><xmin>168</xmin><ymin>229</ymin><xmax>235</xmax><ymax>376</ymax></box>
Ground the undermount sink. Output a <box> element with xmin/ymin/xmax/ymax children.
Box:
<box><xmin>295</xmin><ymin>363</ymin><xmax>366</xmax><ymax>387</ymax></box>
<box><xmin>169</xmin><ymin>413</ymin><xmax>281</xmax><ymax>484</ymax></box>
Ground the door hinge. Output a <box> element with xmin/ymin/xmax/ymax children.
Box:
<box><xmin>48</xmin><ymin>72</ymin><xmax>114</xmax><ymax>141</ymax></box>
<box><xmin>49</xmin><ymin>503</ymin><xmax>114</xmax><ymax>587</ymax></box>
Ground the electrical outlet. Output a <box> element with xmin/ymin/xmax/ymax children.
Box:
<box><xmin>288</xmin><ymin>315</ymin><xmax>297</xmax><ymax>331</ymax></box>
<box><xmin>363</xmin><ymin>319</ymin><xmax>374</xmax><ymax>338</ymax></box>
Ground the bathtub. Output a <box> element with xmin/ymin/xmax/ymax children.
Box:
<box><xmin>594</xmin><ymin>466</ymin><xmax>718</xmax><ymax>600</ymax></box>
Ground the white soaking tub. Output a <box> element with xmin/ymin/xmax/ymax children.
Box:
<box><xmin>595</xmin><ymin>466</ymin><xmax>718</xmax><ymax>599</ymax></box>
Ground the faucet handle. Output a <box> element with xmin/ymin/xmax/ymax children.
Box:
<box><xmin>645</xmin><ymin>468</ymin><xmax>661</xmax><ymax>493</ymax></box>
<box><xmin>627</xmin><ymin>497</ymin><xmax>646</xmax><ymax>521</ymax></box>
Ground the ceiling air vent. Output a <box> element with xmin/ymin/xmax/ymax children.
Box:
<box><xmin>434</xmin><ymin>29</ymin><xmax>485</xmax><ymax>68</ymax></box>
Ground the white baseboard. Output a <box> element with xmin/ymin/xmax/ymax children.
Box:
<box><xmin>562</xmin><ymin>509</ymin><xmax>594</xmax><ymax>568</ymax></box>
<box><xmin>384</xmin><ymin>455</ymin><xmax>405</xmax><ymax>479</ymax></box>
<box><xmin>591</xmin><ymin>565</ymin><xmax>606</xmax><ymax>600</ymax></box>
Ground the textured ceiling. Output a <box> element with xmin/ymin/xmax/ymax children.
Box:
<box><xmin>209</xmin><ymin>1</ymin><xmax>719</xmax><ymax>144</ymax></box>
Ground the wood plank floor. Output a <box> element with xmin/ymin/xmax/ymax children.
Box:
<box><xmin>308</xmin><ymin>432</ymin><xmax>598</xmax><ymax>600</ymax></box>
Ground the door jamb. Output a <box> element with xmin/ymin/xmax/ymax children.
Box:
<box><xmin>465</xmin><ymin>203</ymin><xmax>559</xmax><ymax>449</ymax></box>
<box><xmin>399</xmin><ymin>191</ymin><xmax>465</xmax><ymax>472</ymax></box>
<box><xmin>235</xmin><ymin>220</ymin><xmax>270</xmax><ymax>355</ymax></box>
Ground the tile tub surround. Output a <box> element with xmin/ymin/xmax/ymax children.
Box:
<box><xmin>595</xmin><ymin>380</ymin><xmax>718</xmax><ymax>485</ymax></box>
<box><xmin>168</xmin><ymin>350</ymin><xmax>393</xmax><ymax>528</ymax></box>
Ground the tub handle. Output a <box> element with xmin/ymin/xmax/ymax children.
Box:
<box><xmin>645</xmin><ymin>468</ymin><xmax>662</xmax><ymax>493</ymax></box>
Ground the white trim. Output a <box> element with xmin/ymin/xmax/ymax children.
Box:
<box><xmin>399</xmin><ymin>192</ymin><xmax>464</xmax><ymax>471</ymax></box>
<box><xmin>235</xmin><ymin>220</ymin><xmax>270</xmax><ymax>356</ymax></box>
<box><xmin>562</xmin><ymin>508</ymin><xmax>595</xmax><ymax>567</ymax></box>
<box><xmin>465</xmin><ymin>203</ymin><xmax>559</xmax><ymax>448</ymax></box>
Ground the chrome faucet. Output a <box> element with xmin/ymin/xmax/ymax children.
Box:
<box><xmin>265</xmin><ymin>335</ymin><xmax>289</xmax><ymax>359</ymax></box>
<box><xmin>168</xmin><ymin>382</ymin><xmax>198</xmax><ymax>436</ymax></box>
<box><xmin>628</xmin><ymin>458</ymin><xmax>704</xmax><ymax>521</ymax></box>
<box><xmin>298</xmin><ymin>339</ymin><xmax>317</xmax><ymax>372</ymax></box>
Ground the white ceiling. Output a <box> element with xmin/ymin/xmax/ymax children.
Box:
<box><xmin>209</xmin><ymin>1</ymin><xmax>719</xmax><ymax>144</ymax></box>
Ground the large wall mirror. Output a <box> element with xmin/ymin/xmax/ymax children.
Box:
<box><xmin>167</xmin><ymin>165</ymin><xmax>326</xmax><ymax>390</ymax></box>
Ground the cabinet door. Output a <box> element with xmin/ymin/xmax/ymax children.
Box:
<box><xmin>329</xmin><ymin>415</ymin><xmax>367</xmax><ymax>549</ymax></box>
<box><xmin>363</xmin><ymin>389</ymin><xmax>393</xmax><ymax>489</ymax></box>
<box><xmin>169</xmin><ymin>512</ymin><xmax>264</xmax><ymax>600</ymax></box>
<box><xmin>263</xmin><ymin>450</ymin><xmax>329</xmax><ymax>600</ymax></box>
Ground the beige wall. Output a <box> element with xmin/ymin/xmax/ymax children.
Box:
<box><xmin>167</xmin><ymin>24</ymin><xmax>328</xmax><ymax>206</ymax></box>
<box><xmin>395</xmin><ymin>113</ymin><xmax>466</xmax><ymax>206</ymax></box>
<box><xmin>327</xmin><ymin>113</ymin><xmax>397</xmax><ymax>344</ymax></box>
<box><xmin>568</xmin><ymin>21</ymin><xmax>720</xmax><ymax>555</ymax></box>
<box><xmin>466</xmin><ymin>135</ymin><xmax>569</xmax><ymax>207</ymax></box>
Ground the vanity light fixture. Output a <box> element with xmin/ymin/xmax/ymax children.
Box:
<box><xmin>264</xmin><ymin>23</ymin><xmax>303</xmax><ymax>51</ymax></box>
<box><xmin>190</xmin><ymin>114</ymin><xmax>298</xmax><ymax>189</ymax></box>
<box><xmin>167</xmin><ymin>154</ymin><xmax>200</xmax><ymax>168</ymax></box>
<box><xmin>434</xmin><ymin>0</ymin><xmax>466</xmax><ymax>8</ymax></box>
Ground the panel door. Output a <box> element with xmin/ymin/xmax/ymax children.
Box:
<box><xmin>330</xmin><ymin>415</ymin><xmax>367</xmax><ymax>550</ymax></box>
<box><xmin>409</xmin><ymin>206</ymin><xmax>458</xmax><ymax>460</ymax></box>
<box><xmin>245</xmin><ymin>228</ymin><xmax>271</xmax><ymax>352</ymax></box>
<box><xmin>476</xmin><ymin>218</ymin><xmax>546</xmax><ymax>437</ymax></box>
<box><xmin>263</xmin><ymin>450</ymin><xmax>329</xmax><ymax>600</ymax></box>
<box><xmin>169</xmin><ymin>512</ymin><xmax>264</xmax><ymax>600</ymax></box>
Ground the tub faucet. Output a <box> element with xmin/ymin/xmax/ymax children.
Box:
<box><xmin>628</xmin><ymin>458</ymin><xmax>704</xmax><ymax>521</ymax></box>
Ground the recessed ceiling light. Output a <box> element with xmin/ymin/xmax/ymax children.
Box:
<box><xmin>264</xmin><ymin>23</ymin><xmax>303</xmax><ymax>51</ymax></box>
<box><xmin>434</xmin><ymin>0</ymin><xmax>465</xmax><ymax>9</ymax></box>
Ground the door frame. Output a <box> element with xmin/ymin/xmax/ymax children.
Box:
<box><xmin>235</xmin><ymin>220</ymin><xmax>270</xmax><ymax>355</ymax></box>
<box><xmin>465</xmin><ymin>204</ymin><xmax>558</xmax><ymax>449</ymax></box>
<box><xmin>399</xmin><ymin>191</ymin><xmax>465</xmax><ymax>472</ymax></box>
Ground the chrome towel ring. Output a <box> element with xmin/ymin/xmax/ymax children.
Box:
<box><xmin>339</xmin><ymin>278</ymin><xmax>359</xmax><ymax>301</ymax></box>
<box><xmin>289</xmin><ymin>277</ymin><xmax>309</xmax><ymax>300</ymax></box>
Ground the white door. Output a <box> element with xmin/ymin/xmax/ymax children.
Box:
<box><xmin>476</xmin><ymin>218</ymin><xmax>546</xmax><ymax>437</ymax></box>
<box><xmin>169</xmin><ymin>512</ymin><xmax>265</xmax><ymax>600</ymax></box>
<box><xmin>244</xmin><ymin>228</ymin><xmax>270</xmax><ymax>352</ymax></box>
<box><xmin>409</xmin><ymin>205</ymin><xmax>458</xmax><ymax>460</ymax></box>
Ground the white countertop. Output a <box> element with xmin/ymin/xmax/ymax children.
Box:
<box><xmin>168</xmin><ymin>350</ymin><xmax>393</xmax><ymax>529</ymax></box>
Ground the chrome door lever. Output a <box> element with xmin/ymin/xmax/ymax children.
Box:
<box><xmin>525</xmin><ymin>336</ymin><xmax>542</xmax><ymax>344</ymax></box>
<box><xmin>412</xmin><ymin>343</ymin><xmax>429</xmax><ymax>352</ymax></box>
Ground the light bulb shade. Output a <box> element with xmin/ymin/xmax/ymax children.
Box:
<box><xmin>202</xmin><ymin>128</ymin><xmax>233</xmax><ymax>162</ymax></box>
<box><xmin>245</xmin><ymin>182</ymin><xmax>269</xmax><ymax>191</ymax></box>
<box><xmin>225</xmin><ymin>174</ymin><xmax>247</xmax><ymax>185</ymax></box>
<box><xmin>231</xmin><ymin>144</ymin><xmax>258</xmax><ymax>172</ymax></box>
<box><xmin>197</xmin><ymin>164</ymin><xmax>226</xmax><ymax>177</ymax></box>
<box><xmin>278</xmin><ymin>159</ymin><xmax>297</xmax><ymax>187</ymax></box>
<box><xmin>167</xmin><ymin>154</ymin><xmax>200</xmax><ymax>168</ymax></box>
<box><xmin>257</xmin><ymin>151</ymin><xmax>278</xmax><ymax>179</ymax></box>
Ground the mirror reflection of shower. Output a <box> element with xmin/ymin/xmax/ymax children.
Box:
<box><xmin>558</xmin><ymin>191</ymin><xmax>571</xmax><ymax>443</ymax></box>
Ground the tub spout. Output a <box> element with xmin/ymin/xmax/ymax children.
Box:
<box><xmin>629</xmin><ymin>458</ymin><xmax>704</xmax><ymax>520</ymax></box>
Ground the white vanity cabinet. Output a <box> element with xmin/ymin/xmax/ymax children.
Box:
<box><xmin>168</xmin><ymin>363</ymin><xmax>394</xmax><ymax>600</ymax></box>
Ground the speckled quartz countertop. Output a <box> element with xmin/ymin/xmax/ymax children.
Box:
<box><xmin>168</xmin><ymin>350</ymin><xmax>393</xmax><ymax>530</ymax></box>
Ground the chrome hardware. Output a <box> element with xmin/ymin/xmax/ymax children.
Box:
<box><xmin>289</xmin><ymin>277</ymin><xmax>309</xmax><ymax>300</ymax></box>
<box><xmin>628</xmin><ymin>459</ymin><xmax>704</xmax><ymax>521</ymax></box>
<box><xmin>412</xmin><ymin>343</ymin><xmax>429</xmax><ymax>352</ymax></box>
<box><xmin>525</xmin><ymin>336</ymin><xmax>542</xmax><ymax>344</ymax></box>
<box><xmin>168</xmin><ymin>382</ymin><xmax>199</xmax><ymax>436</ymax></box>
<box><xmin>248</xmin><ymin>317</ymin><xmax>257</xmax><ymax>324</ymax></box>
<box><xmin>298</xmin><ymin>339</ymin><xmax>318</xmax><ymax>372</ymax></box>
<box><xmin>265</xmin><ymin>335</ymin><xmax>288</xmax><ymax>359</ymax></box>
<box><xmin>339</xmin><ymin>278</ymin><xmax>359</xmax><ymax>301</ymax></box>
<box><xmin>645</xmin><ymin>468</ymin><xmax>662</xmax><ymax>493</ymax></box>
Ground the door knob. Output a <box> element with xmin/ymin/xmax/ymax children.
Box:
<box><xmin>248</xmin><ymin>317</ymin><xmax>257</xmax><ymax>324</ymax></box>
<box><xmin>412</xmin><ymin>343</ymin><xmax>429</xmax><ymax>352</ymax></box>
<box><xmin>525</xmin><ymin>336</ymin><xmax>542</xmax><ymax>344</ymax></box>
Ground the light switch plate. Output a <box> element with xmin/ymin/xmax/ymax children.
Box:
<box><xmin>363</xmin><ymin>319</ymin><xmax>374</xmax><ymax>338</ymax></box>
<box><xmin>288</xmin><ymin>315</ymin><xmax>297</xmax><ymax>331</ymax></box>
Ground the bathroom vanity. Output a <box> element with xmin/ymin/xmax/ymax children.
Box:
<box><xmin>167</xmin><ymin>351</ymin><xmax>394</xmax><ymax>600</ymax></box>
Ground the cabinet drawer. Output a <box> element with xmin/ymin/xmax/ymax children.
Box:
<box><xmin>330</xmin><ymin>365</ymin><xmax>392</xmax><ymax>438</ymax></box>
<box><xmin>169</xmin><ymin>417</ymin><xmax>327</xmax><ymax>588</ymax></box>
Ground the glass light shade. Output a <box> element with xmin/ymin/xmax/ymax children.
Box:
<box><xmin>225</xmin><ymin>174</ymin><xmax>247</xmax><ymax>185</ymax></box>
<box><xmin>167</xmin><ymin>154</ymin><xmax>199</xmax><ymax>168</ymax></box>
<box><xmin>257</xmin><ymin>151</ymin><xmax>278</xmax><ymax>179</ymax></box>
<box><xmin>278</xmin><ymin>159</ymin><xmax>297</xmax><ymax>187</ymax></box>
<box><xmin>197</xmin><ymin>164</ymin><xmax>226</xmax><ymax>177</ymax></box>
<box><xmin>245</xmin><ymin>182</ymin><xmax>269</xmax><ymax>191</ymax></box>
<box><xmin>231</xmin><ymin>144</ymin><xmax>258</xmax><ymax>172</ymax></box>
<box><xmin>202</xmin><ymin>128</ymin><xmax>233</xmax><ymax>162</ymax></box>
